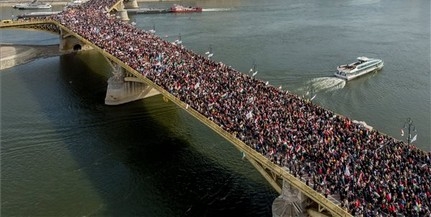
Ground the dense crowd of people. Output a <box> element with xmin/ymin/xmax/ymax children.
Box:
<box><xmin>43</xmin><ymin>0</ymin><xmax>430</xmax><ymax>216</ymax></box>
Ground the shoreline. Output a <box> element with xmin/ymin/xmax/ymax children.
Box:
<box><xmin>0</xmin><ymin>44</ymin><xmax>61</xmax><ymax>70</ymax></box>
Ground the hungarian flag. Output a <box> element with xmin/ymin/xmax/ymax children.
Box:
<box><xmin>411</xmin><ymin>134</ymin><xmax>417</xmax><ymax>143</ymax></box>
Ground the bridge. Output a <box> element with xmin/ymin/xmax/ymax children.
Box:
<box><xmin>1</xmin><ymin>1</ymin><xmax>429</xmax><ymax>216</ymax></box>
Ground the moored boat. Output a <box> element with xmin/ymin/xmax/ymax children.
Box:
<box><xmin>13</xmin><ymin>0</ymin><xmax>52</xmax><ymax>9</ymax></box>
<box><xmin>335</xmin><ymin>56</ymin><xmax>384</xmax><ymax>81</ymax></box>
<box><xmin>169</xmin><ymin>4</ymin><xmax>202</xmax><ymax>13</ymax></box>
<box><xmin>17</xmin><ymin>11</ymin><xmax>60</xmax><ymax>19</ymax></box>
<box><xmin>65</xmin><ymin>0</ymin><xmax>87</xmax><ymax>8</ymax></box>
<box><xmin>127</xmin><ymin>8</ymin><xmax>170</xmax><ymax>14</ymax></box>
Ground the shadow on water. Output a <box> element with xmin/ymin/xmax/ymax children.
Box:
<box><xmin>2</xmin><ymin>50</ymin><xmax>277</xmax><ymax>216</ymax></box>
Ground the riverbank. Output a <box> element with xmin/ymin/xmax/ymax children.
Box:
<box><xmin>0</xmin><ymin>44</ymin><xmax>61</xmax><ymax>70</ymax></box>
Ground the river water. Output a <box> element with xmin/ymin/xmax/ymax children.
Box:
<box><xmin>1</xmin><ymin>0</ymin><xmax>430</xmax><ymax>216</ymax></box>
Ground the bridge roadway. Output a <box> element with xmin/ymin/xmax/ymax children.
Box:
<box><xmin>1</xmin><ymin>20</ymin><xmax>351</xmax><ymax>217</ymax></box>
<box><xmin>59</xmin><ymin>21</ymin><xmax>350</xmax><ymax>217</ymax></box>
<box><xmin>1</xmin><ymin>1</ymin><xmax>429</xmax><ymax>216</ymax></box>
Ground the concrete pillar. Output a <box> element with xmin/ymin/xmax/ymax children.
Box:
<box><xmin>105</xmin><ymin>64</ymin><xmax>160</xmax><ymax>105</ymax></box>
<box><xmin>272</xmin><ymin>181</ymin><xmax>308</xmax><ymax>217</ymax></box>
<box><xmin>59</xmin><ymin>30</ymin><xmax>92</xmax><ymax>53</ymax></box>
<box><xmin>123</xmin><ymin>0</ymin><xmax>138</xmax><ymax>9</ymax></box>
<box><xmin>113</xmin><ymin>1</ymin><xmax>130</xmax><ymax>21</ymax></box>
<box><xmin>117</xmin><ymin>9</ymin><xmax>130</xmax><ymax>21</ymax></box>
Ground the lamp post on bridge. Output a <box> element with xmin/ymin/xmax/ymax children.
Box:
<box><xmin>401</xmin><ymin>117</ymin><xmax>417</xmax><ymax>145</ymax></box>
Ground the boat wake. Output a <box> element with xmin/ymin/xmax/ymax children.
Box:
<box><xmin>202</xmin><ymin>8</ymin><xmax>233</xmax><ymax>12</ymax></box>
<box><xmin>299</xmin><ymin>76</ymin><xmax>346</xmax><ymax>94</ymax></box>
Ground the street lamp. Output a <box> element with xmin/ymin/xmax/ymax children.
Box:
<box><xmin>402</xmin><ymin>118</ymin><xmax>417</xmax><ymax>145</ymax></box>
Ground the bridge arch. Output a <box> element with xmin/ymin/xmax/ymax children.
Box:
<box><xmin>0</xmin><ymin>21</ymin><xmax>93</xmax><ymax>53</ymax></box>
<box><xmin>59</xmin><ymin>29</ymin><xmax>93</xmax><ymax>53</ymax></box>
<box><xmin>73</xmin><ymin>44</ymin><xmax>82</xmax><ymax>51</ymax></box>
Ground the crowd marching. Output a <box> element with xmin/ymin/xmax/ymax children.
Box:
<box><xmin>43</xmin><ymin>0</ymin><xmax>430</xmax><ymax>216</ymax></box>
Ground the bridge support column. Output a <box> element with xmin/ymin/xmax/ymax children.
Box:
<box><xmin>105</xmin><ymin>64</ymin><xmax>160</xmax><ymax>105</ymax></box>
<box><xmin>113</xmin><ymin>1</ymin><xmax>130</xmax><ymax>21</ymax></box>
<box><xmin>59</xmin><ymin>29</ymin><xmax>92</xmax><ymax>53</ymax></box>
<box><xmin>246</xmin><ymin>156</ymin><xmax>282</xmax><ymax>193</ymax></box>
<box><xmin>117</xmin><ymin>10</ymin><xmax>130</xmax><ymax>21</ymax></box>
<box><xmin>272</xmin><ymin>181</ymin><xmax>308</xmax><ymax>217</ymax></box>
<box><xmin>123</xmin><ymin>0</ymin><xmax>138</xmax><ymax>9</ymax></box>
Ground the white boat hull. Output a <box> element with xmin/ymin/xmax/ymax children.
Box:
<box><xmin>334</xmin><ymin>59</ymin><xmax>384</xmax><ymax>81</ymax></box>
<box><xmin>14</xmin><ymin>5</ymin><xmax>52</xmax><ymax>9</ymax></box>
<box><xmin>13</xmin><ymin>1</ymin><xmax>52</xmax><ymax>10</ymax></box>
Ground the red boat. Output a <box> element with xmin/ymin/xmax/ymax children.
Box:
<box><xmin>169</xmin><ymin>4</ymin><xmax>202</xmax><ymax>13</ymax></box>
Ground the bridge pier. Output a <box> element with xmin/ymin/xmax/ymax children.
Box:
<box><xmin>59</xmin><ymin>29</ymin><xmax>92</xmax><ymax>53</ymax></box>
<box><xmin>105</xmin><ymin>63</ymin><xmax>160</xmax><ymax>105</ymax></box>
<box><xmin>272</xmin><ymin>181</ymin><xmax>308</xmax><ymax>217</ymax></box>
<box><xmin>123</xmin><ymin>0</ymin><xmax>139</xmax><ymax>9</ymax></box>
<box><xmin>117</xmin><ymin>10</ymin><xmax>130</xmax><ymax>21</ymax></box>
<box><xmin>112</xmin><ymin>1</ymin><xmax>130</xmax><ymax>21</ymax></box>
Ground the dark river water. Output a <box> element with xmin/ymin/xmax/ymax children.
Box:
<box><xmin>1</xmin><ymin>0</ymin><xmax>430</xmax><ymax>216</ymax></box>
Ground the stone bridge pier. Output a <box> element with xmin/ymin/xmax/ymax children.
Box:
<box><xmin>59</xmin><ymin>29</ymin><xmax>92</xmax><ymax>53</ymax></box>
<box><xmin>105</xmin><ymin>62</ymin><xmax>160</xmax><ymax>105</ymax></box>
<box><xmin>123</xmin><ymin>0</ymin><xmax>138</xmax><ymax>9</ymax></box>
<box><xmin>111</xmin><ymin>1</ymin><xmax>130</xmax><ymax>21</ymax></box>
<box><xmin>272</xmin><ymin>181</ymin><xmax>309</xmax><ymax>217</ymax></box>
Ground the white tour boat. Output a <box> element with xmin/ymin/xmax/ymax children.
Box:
<box><xmin>335</xmin><ymin>56</ymin><xmax>384</xmax><ymax>81</ymax></box>
<box><xmin>13</xmin><ymin>0</ymin><xmax>52</xmax><ymax>10</ymax></box>
<box><xmin>65</xmin><ymin>0</ymin><xmax>86</xmax><ymax>8</ymax></box>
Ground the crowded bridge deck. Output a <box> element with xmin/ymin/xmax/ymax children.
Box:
<box><xmin>1</xmin><ymin>0</ymin><xmax>429</xmax><ymax>216</ymax></box>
